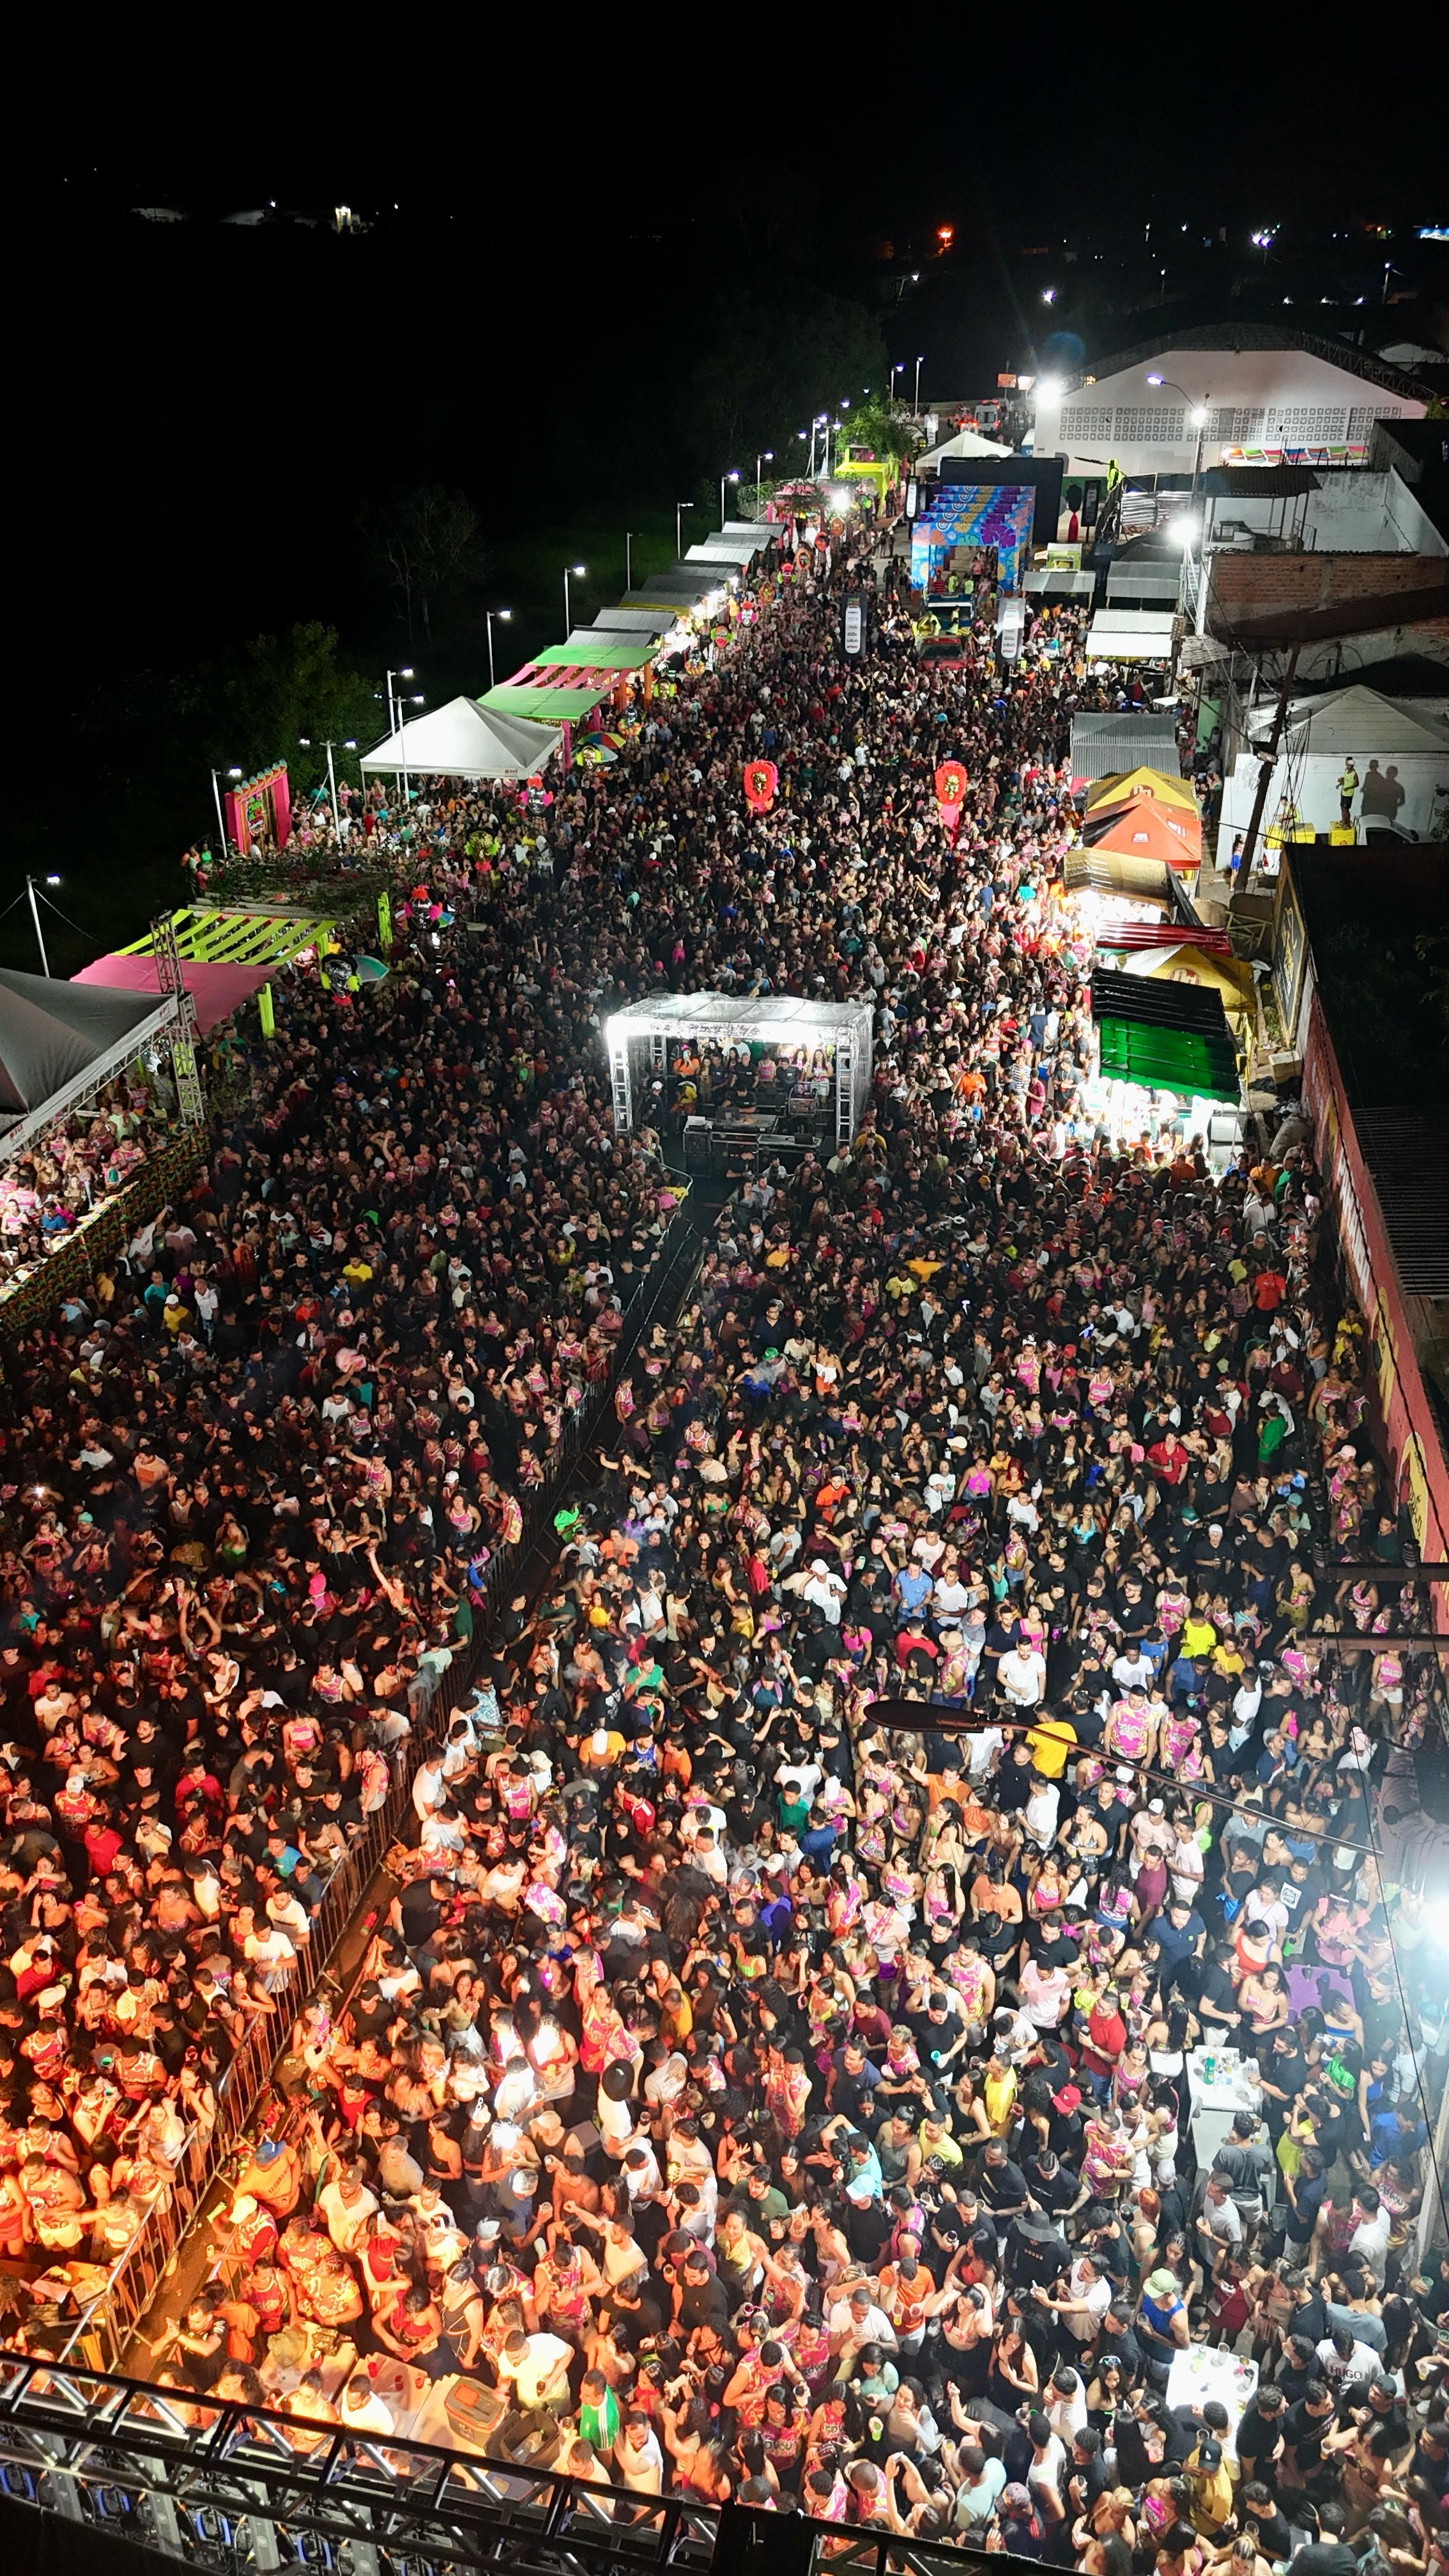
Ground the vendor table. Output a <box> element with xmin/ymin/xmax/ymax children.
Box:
<box><xmin>1184</xmin><ymin>2046</ymin><xmax>1266</xmax><ymax>2178</ymax></box>
<box><xmin>1166</xmin><ymin>2343</ymin><xmax>1259</xmax><ymax>2453</ymax></box>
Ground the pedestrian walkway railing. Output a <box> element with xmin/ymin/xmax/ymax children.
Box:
<box><xmin>39</xmin><ymin>1200</ymin><xmax>704</xmax><ymax>2378</ymax></box>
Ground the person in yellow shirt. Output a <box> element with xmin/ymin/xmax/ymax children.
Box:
<box><xmin>1025</xmin><ymin>1713</ymin><xmax>1077</xmax><ymax>1779</ymax></box>
<box><xmin>982</xmin><ymin>2051</ymin><xmax>1018</xmax><ymax>2138</ymax></box>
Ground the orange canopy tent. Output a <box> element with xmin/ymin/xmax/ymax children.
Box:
<box><xmin>1085</xmin><ymin>793</ymin><xmax>1201</xmax><ymax>873</ymax></box>
<box><xmin>1085</xmin><ymin>764</ymin><xmax>1197</xmax><ymax>817</ymax></box>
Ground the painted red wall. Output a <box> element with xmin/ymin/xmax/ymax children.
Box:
<box><xmin>1302</xmin><ymin>988</ymin><xmax>1449</xmax><ymax>1570</ymax></box>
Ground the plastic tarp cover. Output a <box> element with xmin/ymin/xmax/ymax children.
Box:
<box><xmin>73</xmin><ymin>953</ymin><xmax>275</xmax><ymax>1036</ymax></box>
<box><xmin>0</xmin><ymin>968</ymin><xmax>165</xmax><ymax>1116</ymax></box>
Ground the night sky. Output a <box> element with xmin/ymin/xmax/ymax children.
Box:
<box><xmin>8</xmin><ymin>45</ymin><xmax>1445</xmax><ymax>963</ymax></box>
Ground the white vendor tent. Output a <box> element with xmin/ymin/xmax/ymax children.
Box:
<box><xmin>360</xmin><ymin>694</ymin><xmax>562</xmax><ymax>779</ymax></box>
<box><xmin>917</xmin><ymin>426</ymin><xmax>1016</xmax><ymax>473</ymax></box>
<box><xmin>604</xmin><ymin>992</ymin><xmax>874</xmax><ymax>1152</ymax></box>
<box><xmin>1222</xmin><ymin>682</ymin><xmax>1449</xmax><ymax>845</ymax></box>
<box><xmin>1280</xmin><ymin>683</ymin><xmax>1449</xmax><ymax>758</ymax></box>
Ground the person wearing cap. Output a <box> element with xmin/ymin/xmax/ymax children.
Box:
<box><xmin>234</xmin><ymin>2134</ymin><xmax>302</xmax><ymax>2217</ymax></box>
<box><xmin>1183</xmin><ymin>2432</ymin><xmax>1236</xmax><ymax>2537</ymax></box>
<box><xmin>1137</xmin><ymin>2266</ymin><xmax>1190</xmax><ymax>2387</ymax></box>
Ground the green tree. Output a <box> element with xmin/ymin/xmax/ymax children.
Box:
<box><xmin>835</xmin><ymin>395</ymin><xmax>916</xmax><ymax>467</ymax></box>
<box><xmin>211</xmin><ymin>622</ymin><xmax>379</xmax><ymax>795</ymax></box>
<box><xmin>684</xmin><ymin>290</ymin><xmax>889</xmax><ymax>473</ymax></box>
<box><xmin>362</xmin><ymin>482</ymin><xmax>487</xmax><ymax>644</ymax></box>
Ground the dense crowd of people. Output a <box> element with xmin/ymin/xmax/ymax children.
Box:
<box><xmin>3</xmin><ymin>512</ymin><xmax>1447</xmax><ymax>2576</ymax></box>
<box><xmin>0</xmin><ymin>1088</ymin><xmax>176</xmax><ymax>1293</ymax></box>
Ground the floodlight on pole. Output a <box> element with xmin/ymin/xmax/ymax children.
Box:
<box><xmin>486</xmin><ymin>608</ymin><xmax>513</xmax><ymax>691</ymax></box>
<box><xmin>210</xmin><ymin>764</ymin><xmax>242</xmax><ymax>865</ymax></box>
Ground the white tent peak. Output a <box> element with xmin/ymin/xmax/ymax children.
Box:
<box><xmin>917</xmin><ymin>427</ymin><xmax>1016</xmax><ymax>472</ymax></box>
<box><xmin>360</xmin><ymin>694</ymin><xmax>563</xmax><ymax>779</ymax></box>
<box><xmin>1283</xmin><ymin>683</ymin><xmax>1449</xmax><ymax>755</ymax></box>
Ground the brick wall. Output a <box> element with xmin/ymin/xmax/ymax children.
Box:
<box><xmin>1206</xmin><ymin>549</ymin><xmax>1446</xmax><ymax>626</ymax></box>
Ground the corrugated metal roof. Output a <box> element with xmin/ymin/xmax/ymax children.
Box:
<box><xmin>1353</xmin><ymin>1111</ymin><xmax>1449</xmax><ymax>1298</ymax></box>
<box><xmin>1204</xmin><ymin>464</ymin><xmax>1321</xmax><ymax>498</ymax></box>
<box><xmin>1091</xmin><ymin>967</ymin><xmax>1240</xmax><ymax>1101</ymax></box>
<box><xmin>1070</xmin><ymin>712</ymin><xmax>1181</xmax><ymax>781</ymax></box>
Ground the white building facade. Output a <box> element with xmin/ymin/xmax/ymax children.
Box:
<box><xmin>1035</xmin><ymin>334</ymin><xmax>1430</xmax><ymax>484</ymax></box>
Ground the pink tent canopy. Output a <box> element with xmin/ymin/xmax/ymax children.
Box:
<box><xmin>73</xmin><ymin>953</ymin><xmax>275</xmax><ymax>1035</ymax></box>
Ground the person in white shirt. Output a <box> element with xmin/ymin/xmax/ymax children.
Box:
<box><xmin>827</xmin><ymin>2286</ymin><xmax>898</xmax><ymax>2352</ymax></box>
<box><xmin>1112</xmin><ymin>1647</ymin><xmax>1155</xmax><ymax>1693</ymax></box>
<box><xmin>1023</xmin><ymin>1777</ymin><xmax>1060</xmax><ymax>1849</ymax></box>
<box><xmin>802</xmin><ymin>1559</ymin><xmax>847</xmax><ymax>1623</ymax></box>
<box><xmin>1169</xmin><ymin>1832</ymin><xmax>1205</xmax><ymax>1908</ymax></box>
<box><xmin>1349</xmin><ymin>2187</ymin><xmax>1392</xmax><ymax>2287</ymax></box>
<box><xmin>1245</xmin><ymin>1883</ymin><xmax>1289</xmax><ymax>1946</ymax></box>
<box><xmin>1045</xmin><ymin>2362</ymin><xmax>1090</xmax><ymax>2438</ymax></box>
<box><xmin>999</xmin><ymin>1641</ymin><xmax>1046</xmax><ymax>1708</ymax></box>
<box><xmin>318</xmin><ymin>2171</ymin><xmax>378</xmax><ymax>2254</ymax></box>
<box><xmin>339</xmin><ymin>2376</ymin><xmax>395</xmax><ymax>2436</ymax></box>
<box><xmin>1039</xmin><ymin>2255</ymin><xmax>1111</xmax><ymax>2348</ymax></box>
<box><xmin>614</xmin><ymin>2412</ymin><xmax>664</xmax><ymax>2493</ymax></box>
<box><xmin>499</xmin><ymin>2329</ymin><xmax>574</xmax><ymax>2411</ymax></box>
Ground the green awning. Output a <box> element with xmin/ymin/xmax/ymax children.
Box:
<box><xmin>1091</xmin><ymin>966</ymin><xmax>1239</xmax><ymax>1103</ymax></box>
<box><xmin>530</xmin><ymin>637</ymin><xmax>656</xmax><ymax>670</ymax></box>
<box><xmin>1095</xmin><ymin>1018</ymin><xmax>1240</xmax><ymax>1100</ymax></box>
<box><xmin>479</xmin><ymin>684</ymin><xmax>610</xmax><ymax>722</ymax></box>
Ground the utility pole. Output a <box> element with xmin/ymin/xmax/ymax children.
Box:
<box><xmin>1238</xmin><ymin>645</ymin><xmax>1300</xmax><ymax>881</ymax></box>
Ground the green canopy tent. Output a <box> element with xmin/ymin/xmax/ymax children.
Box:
<box><xmin>1089</xmin><ymin>967</ymin><xmax>1240</xmax><ymax>1102</ymax></box>
<box><xmin>529</xmin><ymin>636</ymin><xmax>657</xmax><ymax>672</ymax></box>
<box><xmin>478</xmin><ymin>684</ymin><xmax>611</xmax><ymax>724</ymax></box>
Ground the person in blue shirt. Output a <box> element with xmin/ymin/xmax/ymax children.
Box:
<box><xmin>1367</xmin><ymin>2104</ymin><xmax>1427</xmax><ymax>2168</ymax></box>
<box><xmin>894</xmin><ymin>1562</ymin><xmax>933</xmax><ymax>1618</ymax></box>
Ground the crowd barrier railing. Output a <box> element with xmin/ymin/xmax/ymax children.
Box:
<box><xmin>0</xmin><ymin>1131</ymin><xmax>208</xmax><ymax>1346</ymax></box>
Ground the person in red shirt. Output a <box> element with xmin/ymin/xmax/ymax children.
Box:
<box><xmin>1252</xmin><ymin>1266</ymin><xmax>1286</xmax><ymax>1313</ymax></box>
<box><xmin>1147</xmin><ymin>1434</ymin><xmax>1189</xmax><ymax>1486</ymax></box>
<box><xmin>84</xmin><ymin>1811</ymin><xmax>123</xmax><ymax>1881</ymax></box>
<box><xmin>1078</xmin><ymin>1989</ymin><xmax>1128</xmax><ymax>2101</ymax></box>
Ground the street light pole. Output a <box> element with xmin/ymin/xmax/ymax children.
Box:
<box><xmin>755</xmin><ymin>451</ymin><xmax>773</xmax><ymax>507</ymax></box>
<box><xmin>1146</xmin><ymin>374</ymin><xmax>1209</xmax><ymax>604</ymax></box>
<box><xmin>720</xmin><ymin>469</ymin><xmax>739</xmax><ymax>526</ymax></box>
<box><xmin>564</xmin><ymin>564</ymin><xmax>586</xmax><ymax>640</ymax></box>
<box><xmin>486</xmin><ymin>608</ymin><xmax>512</xmax><ymax>691</ymax></box>
<box><xmin>24</xmin><ymin>877</ymin><xmax>51</xmax><ymax>978</ymax></box>
<box><xmin>675</xmin><ymin>500</ymin><xmax>694</xmax><ymax>559</ymax></box>
<box><xmin>625</xmin><ymin>532</ymin><xmax>633</xmax><ymax>593</ymax></box>
<box><xmin>914</xmin><ymin>355</ymin><xmax>924</xmax><ymax>412</ymax></box>
<box><xmin>210</xmin><ymin>765</ymin><xmax>240</xmax><ymax>863</ymax></box>
<box><xmin>386</xmin><ymin>667</ymin><xmax>415</xmax><ymax>811</ymax></box>
<box><xmin>324</xmin><ymin>741</ymin><xmax>341</xmax><ymax>841</ymax></box>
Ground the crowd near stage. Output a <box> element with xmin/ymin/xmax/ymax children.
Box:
<box><xmin>0</xmin><ymin>498</ymin><xmax>1446</xmax><ymax>2576</ymax></box>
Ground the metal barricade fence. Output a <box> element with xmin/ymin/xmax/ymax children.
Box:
<box><xmin>56</xmin><ymin>1206</ymin><xmax>703</xmax><ymax>2376</ymax></box>
<box><xmin>0</xmin><ymin>2354</ymin><xmax>1025</xmax><ymax>2576</ymax></box>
